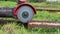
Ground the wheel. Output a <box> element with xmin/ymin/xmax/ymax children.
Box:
<box><xmin>17</xmin><ymin>5</ymin><xmax>34</xmax><ymax>23</ymax></box>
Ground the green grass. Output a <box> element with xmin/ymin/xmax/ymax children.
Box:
<box><xmin>30</xmin><ymin>2</ymin><xmax>60</xmax><ymax>7</ymax></box>
<box><xmin>30</xmin><ymin>2</ymin><xmax>60</xmax><ymax>10</ymax></box>
<box><xmin>33</xmin><ymin>11</ymin><xmax>60</xmax><ymax>21</ymax></box>
<box><xmin>0</xmin><ymin>1</ymin><xmax>60</xmax><ymax>8</ymax></box>
<box><xmin>0</xmin><ymin>1</ymin><xmax>16</xmax><ymax>8</ymax></box>
<box><xmin>0</xmin><ymin>23</ymin><xmax>60</xmax><ymax>34</ymax></box>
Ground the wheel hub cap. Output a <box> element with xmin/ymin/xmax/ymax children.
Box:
<box><xmin>22</xmin><ymin>11</ymin><xmax>29</xmax><ymax>18</ymax></box>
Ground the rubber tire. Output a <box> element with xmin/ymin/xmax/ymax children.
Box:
<box><xmin>17</xmin><ymin>5</ymin><xmax>34</xmax><ymax>23</ymax></box>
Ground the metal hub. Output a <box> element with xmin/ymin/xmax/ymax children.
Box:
<box><xmin>22</xmin><ymin>11</ymin><xmax>29</xmax><ymax>18</ymax></box>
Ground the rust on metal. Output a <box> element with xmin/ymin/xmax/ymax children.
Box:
<box><xmin>28</xmin><ymin>21</ymin><xmax>60</xmax><ymax>28</ymax></box>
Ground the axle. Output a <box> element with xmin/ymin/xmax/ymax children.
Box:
<box><xmin>0</xmin><ymin>8</ymin><xmax>14</xmax><ymax>17</ymax></box>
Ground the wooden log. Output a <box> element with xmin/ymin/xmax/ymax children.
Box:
<box><xmin>28</xmin><ymin>21</ymin><xmax>60</xmax><ymax>28</ymax></box>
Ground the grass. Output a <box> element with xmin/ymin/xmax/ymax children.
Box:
<box><xmin>0</xmin><ymin>23</ymin><xmax>60</xmax><ymax>34</ymax></box>
<box><xmin>0</xmin><ymin>1</ymin><xmax>60</xmax><ymax>8</ymax></box>
<box><xmin>0</xmin><ymin>1</ymin><xmax>60</xmax><ymax>34</ymax></box>
<box><xmin>30</xmin><ymin>2</ymin><xmax>60</xmax><ymax>7</ymax></box>
<box><xmin>33</xmin><ymin>11</ymin><xmax>60</xmax><ymax>21</ymax></box>
<box><xmin>0</xmin><ymin>1</ymin><xmax>16</xmax><ymax>8</ymax></box>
